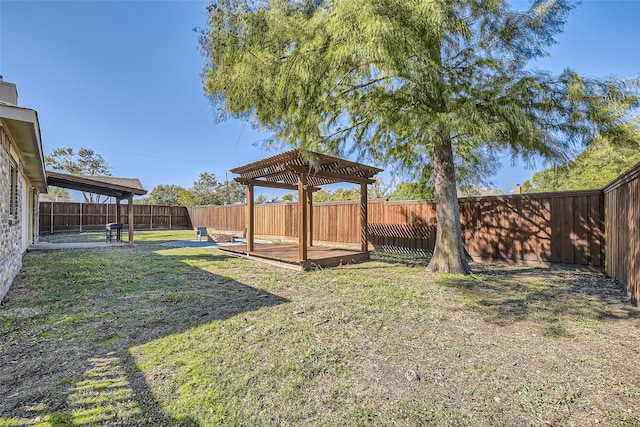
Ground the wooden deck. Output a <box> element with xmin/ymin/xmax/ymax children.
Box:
<box><xmin>218</xmin><ymin>243</ymin><xmax>370</xmax><ymax>271</ymax></box>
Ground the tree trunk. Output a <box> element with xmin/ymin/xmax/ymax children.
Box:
<box><xmin>426</xmin><ymin>136</ymin><xmax>470</xmax><ymax>274</ymax></box>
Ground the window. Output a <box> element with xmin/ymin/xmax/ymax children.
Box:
<box><xmin>9</xmin><ymin>158</ymin><xmax>18</xmax><ymax>222</ymax></box>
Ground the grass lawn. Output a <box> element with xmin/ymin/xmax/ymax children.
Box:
<box><xmin>1</xmin><ymin>231</ymin><xmax>639</xmax><ymax>426</ymax></box>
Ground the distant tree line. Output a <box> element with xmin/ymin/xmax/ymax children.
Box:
<box><xmin>138</xmin><ymin>173</ymin><xmax>246</xmax><ymax>206</ymax></box>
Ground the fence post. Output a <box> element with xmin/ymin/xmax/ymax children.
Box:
<box><xmin>150</xmin><ymin>204</ymin><xmax>153</xmax><ymax>230</ymax></box>
<box><xmin>169</xmin><ymin>208</ymin><xmax>172</xmax><ymax>230</ymax></box>
<box><xmin>106</xmin><ymin>202</ymin><xmax>109</xmax><ymax>225</ymax></box>
<box><xmin>50</xmin><ymin>201</ymin><xmax>54</xmax><ymax>234</ymax></box>
<box><xmin>79</xmin><ymin>202</ymin><xmax>83</xmax><ymax>233</ymax></box>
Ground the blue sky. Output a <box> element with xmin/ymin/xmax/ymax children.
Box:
<box><xmin>1</xmin><ymin>0</ymin><xmax>639</xmax><ymax>200</ymax></box>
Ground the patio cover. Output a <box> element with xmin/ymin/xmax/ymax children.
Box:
<box><xmin>47</xmin><ymin>172</ymin><xmax>146</xmax><ymax>198</ymax></box>
<box><xmin>46</xmin><ymin>171</ymin><xmax>147</xmax><ymax>244</ymax></box>
<box><xmin>231</xmin><ymin>149</ymin><xmax>383</xmax><ymax>263</ymax></box>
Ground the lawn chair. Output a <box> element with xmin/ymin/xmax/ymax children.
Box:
<box><xmin>196</xmin><ymin>227</ymin><xmax>209</xmax><ymax>241</ymax></box>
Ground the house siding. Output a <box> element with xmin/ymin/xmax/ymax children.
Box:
<box><xmin>0</xmin><ymin>127</ymin><xmax>28</xmax><ymax>302</ymax></box>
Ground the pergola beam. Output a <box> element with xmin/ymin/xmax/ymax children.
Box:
<box><xmin>235</xmin><ymin>177</ymin><xmax>321</xmax><ymax>192</ymax></box>
<box><xmin>285</xmin><ymin>165</ymin><xmax>375</xmax><ymax>185</ymax></box>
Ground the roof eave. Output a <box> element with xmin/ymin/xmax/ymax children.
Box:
<box><xmin>0</xmin><ymin>104</ymin><xmax>48</xmax><ymax>192</ymax></box>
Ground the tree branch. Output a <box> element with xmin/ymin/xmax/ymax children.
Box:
<box><xmin>340</xmin><ymin>76</ymin><xmax>395</xmax><ymax>95</ymax></box>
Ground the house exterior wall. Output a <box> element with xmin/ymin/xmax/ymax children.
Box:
<box><xmin>0</xmin><ymin>126</ymin><xmax>38</xmax><ymax>302</ymax></box>
<box><xmin>20</xmin><ymin>167</ymin><xmax>36</xmax><ymax>253</ymax></box>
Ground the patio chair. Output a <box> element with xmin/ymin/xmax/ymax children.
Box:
<box><xmin>196</xmin><ymin>227</ymin><xmax>209</xmax><ymax>241</ymax></box>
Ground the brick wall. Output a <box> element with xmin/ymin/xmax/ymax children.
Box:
<box><xmin>0</xmin><ymin>127</ymin><xmax>24</xmax><ymax>302</ymax></box>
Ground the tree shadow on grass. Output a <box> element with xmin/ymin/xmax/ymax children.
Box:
<box><xmin>369</xmin><ymin>250</ymin><xmax>432</xmax><ymax>267</ymax></box>
<box><xmin>367</xmin><ymin>249</ymin><xmax>638</xmax><ymax>330</ymax></box>
<box><xmin>434</xmin><ymin>262</ymin><xmax>639</xmax><ymax>334</ymax></box>
<box><xmin>0</xmin><ymin>247</ymin><xmax>288</xmax><ymax>426</ymax></box>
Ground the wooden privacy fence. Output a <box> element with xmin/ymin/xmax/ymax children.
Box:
<box><xmin>42</xmin><ymin>163</ymin><xmax>640</xmax><ymax>305</ymax></box>
<box><xmin>187</xmin><ymin>190</ymin><xmax>605</xmax><ymax>266</ymax></box>
<box><xmin>604</xmin><ymin>163</ymin><xmax>640</xmax><ymax>305</ymax></box>
<box><xmin>39</xmin><ymin>202</ymin><xmax>191</xmax><ymax>233</ymax></box>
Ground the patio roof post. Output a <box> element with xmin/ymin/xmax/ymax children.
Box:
<box><xmin>298</xmin><ymin>176</ymin><xmax>308</xmax><ymax>261</ymax></box>
<box><xmin>307</xmin><ymin>190</ymin><xmax>313</xmax><ymax>247</ymax></box>
<box><xmin>128</xmin><ymin>193</ymin><xmax>134</xmax><ymax>244</ymax></box>
<box><xmin>247</xmin><ymin>184</ymin><xmax>255</xmax><ymax>252</ymax></box>
<box><xmin>115</xmin><ymin>198</ymin><xmax>121</xmax><ymax>224</ymax></box>
<box><xmin>360</xmin><ymin>182</ymin><xmax>369</xmax><ymax>253</ymax></box>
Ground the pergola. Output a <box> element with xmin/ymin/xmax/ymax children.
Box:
<box><xmin>227</xmin><ymin>149</ymin><xmax>383</xmax><ymax>269</ymax></box>
<box><xmin>46</xmin><ymin>171</ymin><xmax>147</xmax><ymax>244</ymax></box>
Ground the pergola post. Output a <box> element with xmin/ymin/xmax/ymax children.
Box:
<box><xmin>247</xmin><ymin>184</ymin><xmax>255</xmax><ymax>252</ymax></box>
<box><xmin>360</xmin><ymin>182</ymin><xmax>369</xmax><ymax>253</ymax></box>
<box><xmin>298</xmin><ymin>176</ymin><xmax>308</xmax><ymax>261</ymax></box>
<box><xmin>128</xmin><ymin>194</ymin><xmax>134</xmax><ymax>244</ymax></box>
<box><xmin>307</xmin><ymin>190</ymin><xmax>313</xmax><ymax>247</ymax></box>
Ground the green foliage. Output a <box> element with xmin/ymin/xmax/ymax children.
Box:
<box><xmin>187</xmin><ymin>173</ymin><xmax>246</xmax><ymax>206</ymax></box>
<box><xmin>310</xmin><ymin>187</ymin><xmax>359</xmax><ymax>202</ymax></box>
<box><xmin>45</xmin><ymin>147</ymin><xmax>112</xmax><ymax>202</ymax></box>
<box><xmin>220</xmin><ymin>179</ymin><xmax>246</xmax><ymax>205</ymax></box>
<box><xmin>523</xmin><ymin>131</ymin><xmax>640</xmax><ymax>192</ymax></box>
<box><xmin>390</xmin><ymin>181</ymin><xmax>435</xmax><ymax>201</ymax></box>
<box><xmin>46</xmin><ymin>147</ymin><xmax>111</xmax><ymax>176</ymax></box>
<box><xmin>312</xmin><ymin>189</ymin><xmax>331</xmax><ymax>203</ymax></box>
<box><xmin>201</xmin><ymin>0</ymin><xmax>636</xmax><ymax>173</ymax></box>
<box><xmin>142</xmin><ymin>173</ymin><xmax>246</xmax><ymax>206</ymax></box>
<box><xmin>41</xmin><ymin>186</ymin><xmax>72</xmax><ymax>202</ymax></box>
<box><xmin>282</xmin><ymin>193</ymin><xmax>295</xmax><ymax>201</ymax></box>
<box><xmin>369</xmin><ymin>177</ymin><xmax>393</xmax><ymax>199</ymax></box>
<box><xmin>191</xmin><ymin>172</ymin><xmax>222</xmax><ymax>205</ymax></box>
<box><xmin>177</xmin><ymin>187</ymin><xmax>201</xmax><ymax>206</ymax></box>
<box><xmin>144</xmin><ymin>185</ymin><xmax>187</xmax><ymax>206</ymax></box>
<box><xmin>331</xmin><ymin>188</ymin><xmax>359</xmax><ymax>201</ymax></box>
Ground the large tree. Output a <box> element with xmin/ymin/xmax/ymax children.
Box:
<box><xmin>201</xmin><ymin>0</ymin><xmax>637</xmax><ymax>273</ymax></box>
<box><xmin>40</xmin><ymin>187</ymin><xmax>72</xmax><ymax>202</ymax></box>
<box><xmin>219</xmin><ymin>178</ymin><xmax>246</xmax><ymax>204</ymax></box>
<box><xmin>191</xmin><ymin>172</ymin><xmax>222</xmax><ymax>205</ymax></box>
<box><xmin>144</xmin><ymin>185</ymin><xmax>190</xmax><ymax>206</ymax></box>
<box><xmin>189</xmin><ymin>172</ymin><xmax>247</xmax><ymax>205</ymax></box>
<box><xmin>45</xmin><ymin>147</ymin><xmax>112</xmax><ymax>203</ymax></box>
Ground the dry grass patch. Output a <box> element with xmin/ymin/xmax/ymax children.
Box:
<box><xmin>1</xmin><ymin>233</ymin><xmax>639</xmax><ymax>426</ymax></box>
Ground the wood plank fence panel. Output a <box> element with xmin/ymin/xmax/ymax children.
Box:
<box><xmin>604</xmin><ymin>163</ymin><xmax>640</xmax><ymax>305</ymax></box>
<box><xmin>40</xmin><ymin>202</ymin><xmax>190</xmax><ymax>233</ymax></box>
<box><xmin>186</xmin><ymin>204</ymin><xmax>244</xmax><ymax>231</ymax></box>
